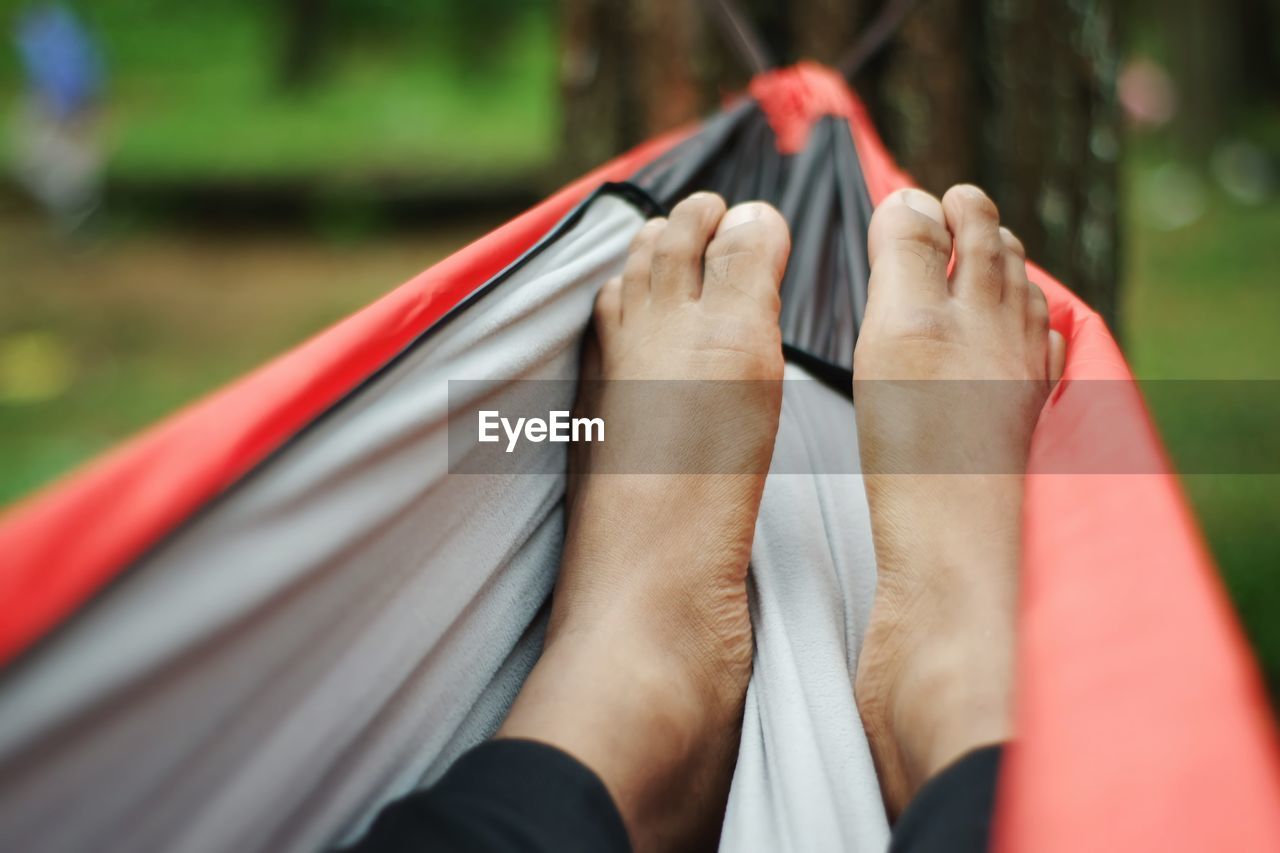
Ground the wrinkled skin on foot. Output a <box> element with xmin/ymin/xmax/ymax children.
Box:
<box><xmin>500</xmin><ymin>193</ymin><xmax>790</xmax><ymax>851</ymax></box>
<box><xmin>853</xmin><ymin>185</ymin><xmax>1065</xmax><ymax>816</ymax></box>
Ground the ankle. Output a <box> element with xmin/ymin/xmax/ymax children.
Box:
<box><xmin>516</xmin><ymin>618</ymin><xmax>715</xmax><ymax>746</ymax></box>
<box><xmin>881</xmin><ymin>635</ymin><xmax>1013</xmax><ymax>797</ymax></box>
<box><xmin>549</xmin><ymin>601</ymin><xmax>748</xmax><ymax>724</ymax></box>
<box><xmin>500</xmin><ymin>626</ymin><xmax>726</xmax><ymax>845</ymax></box>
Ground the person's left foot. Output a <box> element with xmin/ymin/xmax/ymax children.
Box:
<box><xmin>499</xmin><ymin>193</ymin><xmax>791</xmax><ymax>851</ymax></box>
<box><xmin>851</xmin><ymin>185</ymin><xmax>1065</xmax><ymax>815</ymax></box>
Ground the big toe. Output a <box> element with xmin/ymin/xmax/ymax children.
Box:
<box><xmin>866</xmin><ymin>188</ymin><xmax>952</xmax><ymax>309</ymax></box>
<box><xmin>700</xmin><ymin>201</ymin><xmax>790</xmax><ymax>315</ymax></box>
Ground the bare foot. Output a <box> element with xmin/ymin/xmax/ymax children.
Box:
<box><xmin>499</xmin><ymin>193</ymin><xmax>790</xmax><ymax>850</ymax></box>
<box><xmin>852</xmin><ymin>186</ymin><xmax>1066</xmax><ymax>815</ymax></box>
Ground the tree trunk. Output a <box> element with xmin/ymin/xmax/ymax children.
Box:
<box><xmin>558</xmin><ymin>0</ymin><xmax>1124</xmax><ymax>331</ymax></box>
<box><xmin>280</xmin><ymin>0</ymin><xmax>328</xmax><ymax>91</ymax></box>
<box><xmin>1154</xmin><ymin>0</ymin><xmax>1279</xmax><ymax>158</ymax></box>
<box><xmin>981</xmin><ymin>1</ymin><xmax>1122</xmax><ymax>328</ymax></box>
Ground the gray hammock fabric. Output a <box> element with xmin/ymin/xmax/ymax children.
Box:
<box><xmin>0</xmin><ymin>188</ymin><xmax>886</xmax><ymax>852</ymax></box>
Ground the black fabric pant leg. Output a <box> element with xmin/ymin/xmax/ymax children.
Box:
<box><xmin>341</xmin><ymin>739</ymin><xmax>630</xmax><ymax>853</ymax></box>
<box><xmin>890</xmin><ymin>744</ymin><xmax>1003</xmax><ymax>853</ymax></box>
<box><xmin>342</xmin><ymin>739</ymin><xmax>1001</xmax><ymax>853</ymax></box>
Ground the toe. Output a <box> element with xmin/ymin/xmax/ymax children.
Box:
<box><xmin>1000</xmin><ymin>227</ymin><xmax>1030</xmax><ymax>308</ymax></box>
<box><xmin>594</xmin><ymin>275</ymin><xmax>623</xmax><ymax>328</ymax></box>
<box><xmin>999</xmin><ymin>226</ymin><xmax>1025</xmax><ymax>259</ymax></box>
<box><xmin>1048</xmin><ymin>329</ymin><xmax>1066</xmax><ymax>385</ymax></box>
<box><xmin>1024</xmin><ymin>280</ymin><xmax>1063</xmax><ymax>387</ymax></box>
<box><xmin>651</xmin><ymin>192</ymin><xmax>727</xmax><ymax>302</ymax></box>
<box><xmin>1026</xmin><ymin>279</ymin><xmax>1050</xmax><ymax>326</ymax></box>
<box><xmin>1026</xmin><ymin>279</ymin><xmax>1050</xmax><ymax>345</ymax></box>
<box><xmin>622</xmin><ymin>218</ymin><xmax>665</xmax><ymax>317</ymax></box>
<box><xmin>943</xmin><ymin>185</ymin><xmax>1007</xmax><ymax>304</ymax></box>
<box><xmin>866</xmin><ymin>188</ymin><xmax>952</xmax><ymax>310</ymax></box>
<box><xmin>701</xmin><ymin>202</ymin><xmax>790</xmax><ymax>314</ymax></box>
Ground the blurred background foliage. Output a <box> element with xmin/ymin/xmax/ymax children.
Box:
<box><xmin>0</xmin><ymin>0</ymin><xmax>1277</xmax><ymax>694</ymax></box>
<box><xmin>0</xmin><ymin>0</ymin><xmax>557</xmax><ymax>186</ymax></box>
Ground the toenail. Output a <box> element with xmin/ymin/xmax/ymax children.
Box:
<box><xmin>721</xmin><ymin>202</ymin><xmax>764</xmax><ymax>230</ymax></box>
<box><xmin>896</xmin><ymin>189</ymin><xmax>926</xmax><ymax>213</ymax></box>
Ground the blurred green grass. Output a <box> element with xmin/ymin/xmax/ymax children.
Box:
<box><xmin>0</xmin><ymin>214</ymin><xmax>491</xmax><ymax>501</ymax></box>
<box><xmin>1123</xmin><ymin>163</ymin><xmax>1280</xmax><ymax>694</ymax></box>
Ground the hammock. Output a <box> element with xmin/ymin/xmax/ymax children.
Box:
<box><xmin>0</xmin><ymin>62</ymin><xmax>1277</xmax><ymax>853</ymax></box>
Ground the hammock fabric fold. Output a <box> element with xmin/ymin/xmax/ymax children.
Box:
<box><xmin>1</xmin><ymin>62</ymin><xmax>1277</xmax><ymax>852</ymax></box>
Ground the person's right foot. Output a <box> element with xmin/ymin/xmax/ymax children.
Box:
<box><xmin>852</xmin><ymin>185</ymin><xmax>1065</xmax><ymax>815</ymax></box>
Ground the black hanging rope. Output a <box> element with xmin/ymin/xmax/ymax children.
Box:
<box><xmin>837</xmin><ymin>0</ymin><xmax>923</xmax><ymax>80</ymax></box>
<box><xmin>700</xmin><ymin>0</ymin><xmax>775</xmax><ymax>74</ymax></box>
<box><xmin>700</xmin><ymin>0</ymin><xmax>922</xmax><ymax>82</ymax></box>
